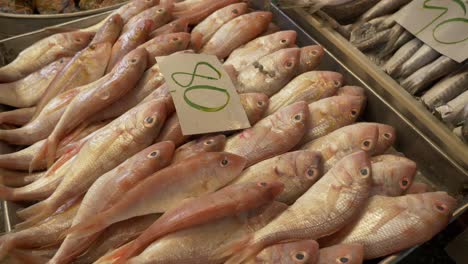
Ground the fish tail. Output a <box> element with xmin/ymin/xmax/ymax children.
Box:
<box><xmin>16</xmin><ymin>200</ymin><xmax>49</xmax><ymax>222</ymax></box>
<box><xmin>29</xmin><ymin>141</ymin><xmax>48</xmax><ymax>175</ymax></box>
<box><xmin>63</xmin><ymin>215</ymin><xmax>109</xmax><ymax>239</ymax></box>
<box><xmin>45</xmin><ymin>137</ymin><xmax>59</xmax><ymax>169</ymax></box>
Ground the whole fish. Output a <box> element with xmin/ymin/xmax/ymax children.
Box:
<box><xmin>0</xmin><ymin>31</ymin><xmax>93</xmax><ymax>82</ymax></box>
<box><xmin>298</xmin><ymin>45</ymin><xmax>325</xmax><ymax>74</ymax></box>
<box><xmin>33</xmin><ymin>15</ymin><xmax>123</xmax><ymax>118</ymax></box>
<box><xmin>352</xmin><ymin>27</ymin><xmax>392</xmax><ymax>51</ymax></box>
<box><xmin>172</xmin><ymin>135</ymin><xmax>226</xmax><ymax>163</ymax></box>
<box><xmin>0</xmin><ymin>170</ymin><xmax>44</xmax><ymax>188</ymax></box>
<box><xmin>15</xmin><ymin>98</ymin><xmax>171</xmax><ymax>227</ymax></box>
<box><xmin>240</xmin><ymin>93</ymin><xmax>270</xmax><ymax>125</ymax></box>
<box><xmin>73</xmin><ymin>214</ymin><xmax>161</xmax><ymax>264</ymax></box>
<box><xmin>201</xmin><ymin>11</ymin><xmax>272</xmax><ymax>59</ymax></box>
<box><xmin>317</xmin><ymin>244</ymin><xmax>364</xmax><ymax>264</ymax></box>
<box><xmin>278</xmin><ymin>0</ymin><xmax>354</xmax><ymax>13</ymax></box>
<box><xmin>370</xmin><ymin>155</ymin><xmax>417</xmax><ymax>196</ymax></box>
<box><xmin>0</xmin><ymin>107</ymin><xmax>35</xmax><ymax>126</ymax></box>
<box><xmin>384</xmin><ymin>38</ymin><xmax>423</xmax><ymax>77</ymax></box>
<box><xmin>320</xmin><ymin>192</ymin><xmax>457</xmax><ymax>259</ymax></box>
<box><xmin>248</xmin><ymin>240</ymin><xmax>319</xmax><ymax>264</ymax></box>
<box><xmin>174</xmin><ymin>0</ymin><xmax>243</xmax><ymax>25</ymax></box>
<box><xmin>266</xmin><ymin>71</ymin><xmax>343</xmax><ymax>116</ymax></box>
<box><xmin>301</xmin><ymin>123</ymin><xmax>395</xmax><ymax>171</ymax></box>
<box><xmin>50</xmin><ymin>142</ymin><xmax>175</xmax><ymax>264</ymax></box>
<box><xmin>401</xmin><ymin>56</ymin><xmax>460</xmax><ymax>95</ymax></box>
<box><xmin>63</xmin><ymin>152</ymin><xmax>247</xmax><ymax>240</ymax></box>
<box><xmin>298</xmin><ymin>95</ymin><xmax>366</xmax><ymax>146</ymax></box>
<box><xmin>378</xmin><ymin>29</ymin><xmax>413</xmax><ymax>58</ymax></box>
<box><xmin>421</xmin><ymin>68</ymin><xmax>468</xmax><ymax>109</ymax></box>
<box><xmin>223</xmin><ymin>151</ymin><xmax>372</xmax><ymax>264</ymax></box>
<box><xmin>107</xmin><ymin>20</ymin><xmax>155</xmax><ymax>73</ymax></box>
<box><xmin>155</xmin><ymin>114</ymin><xmax>190</xmax><ymax>147</ymax></box>
<box><xmin>337</xmin><ymin>85</ymin><xmax>366</xmax><ymax>97</ymax></box>
<box><xmin>225</xmin><ymin>30</ymin><xmax>297</xmax><ymax>72</ymax></box>
<box><xmin>435</xmin><ymin>91</ymin><xmax>468</xmax><ymax>126</ymax></box>
<box><xmin>122</xmin><ymin>202</ymin><xmax>288</xmax><ymax>264</ymax></box>
<box><xmin>232</xmin><ymin>150</ymin><xmax>323</xmax><ymax>204</ymax></box>
<box><xmin>396</xmin><ymin>44</ymin><xmax>440</xmax><ymax>79</ymax></box>
<box><xmin>42</xmin><ymin>48</ymin><xmax>148</xmax><ymax>167</ymax></box>
<box><xmin>225</xmin><ymin>101</ymin><xmax>308</xmax><ymax>167</ymax></box>
<box><xmin>0</xmin><ymin>57</ymin><xmax>70</xmax><ymax>108</ymax></box>
<box><xmin>122</xmin><ymin>3</ymin><xmax>173</xmax><ymax>34</ymax></box>
<box><xmin>139</xmin><ymin>32</ymin><xmax>192</xmax><ymax>66</ymax></box>
<box><xmin>149</xmin><ymin>18</ymin><xmax>189</xmax><ymax>37</ymax></box>
<box><xmin>192</xmin><ymin>3</ymin><xmax>248</xmax><ymax>46</ymax></box>
<box><xmin>0</xmin><ymin>200</ymin><xmax>79</xmax><ymax>260</ymax></box>
<box><xmin>107</xmin><ymin>181</ymin><xmax>284</xmax><ymax>262</ymax></box>
<box><xmin>173</xmin><ymin>0</ymin><xmax>204</xmax><ymax>12</ymax></box>
<box><xmin>236</xmin><ymin>48</ymin><xmax>301</xmax><ymax>96</ymax></box>
<box><xmin>406</xmin><ymin>182</ymin><xmax>432</xmax><ymax>194</ymax></box>
<box><xmin>359</xmin><ymin>0</ymin><xmax>411</xmax><ymax>22</ymax></box>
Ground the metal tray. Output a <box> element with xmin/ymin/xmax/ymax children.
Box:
<box><xmin>0</xmin><ymin>1</ymin><xmax>467</xmax><ymax>263</ymax></box>
<box><xmin>285</xmin><ymin>7</ymin><xmax>468</xmax><ymax>172</ymax></box>
<box><xmin>0</xmin><ymin>2</ymin><xmax>126</xmax><ymax>40</ymax></box>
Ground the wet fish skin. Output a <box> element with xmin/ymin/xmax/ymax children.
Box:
<box><xmin>0</xmin><ymin>170</ymin><xmax>44</xmax><ymax>188</ymax></box>
<box><xmin>15</xmin><ymin>98</ymin><xmax>171</xmax><ymax>227</ymax></box>
<box><xmin>156</xmin><ymin>114</ymin><xmax>190</xmax><ymax>147</ymax></box>
<box><xmin>232</xmin><ymin>150</ymin><xmax>323</xmax><ymax>204</ymax></box>
<box><xmin>298</xmin><ymin>45</ymin><xmax>325</xmax><ymax>74</ymax></box>
<box><xmin>401</xmin><ymin>56</ymin><xmax>460</xmax><ymax>95</ymax></box>
<box><xmin>223</xmin><ymin>151</ymin><xmax>372</xmax><ymax>264</ymax></box>
<box><xmin>236</xmin><ymin>48</ymin><xmax>301</xmax><ymax>96</ymax></box>
<box><xmin>225</xmin><ymin>101</ymin><xmax>308</xmax><ymax>167</ymax></box>
<box><xmin>406</xmin><ymin>182</ymin><xmax>432</xmax><ymax>194</ymax></box>
<box><xmin>113</xmin><ymin>181</ymin><xmax>284</xmax><ymax>262</ymax></box>
<box><xmin>0</xmin><ymin>31</ymin><xmax>94</xmax><ymax>83</ymax></box>
<box><xmin>337</xmin><ymin>85</ymin><xmax>366</xmax><ymax>97</ymax></box>
<box><xmin>50</xmin><ymin>141</ymin><xmax>175</xmax><ymax>264</ymax></box>
<box><xmin>139</xmin><ymin>32</ymin><xmax>192</xmax><ymax>66</ymax></box>
<box><xmin>370</xmin><ymin>155</ymin><xmax>417</xmax><ymax>196</ymax></box>
<box><xmin>299</xmin><ymin>95</ymin><xmax>366</xmax><ymax>146</ymax></box>
<box><xmin>421</xmin><ymin>68</ymin><xmax>468</xmax><ymax>109</ymax></box>
<box><xmin>201</xmin><ymin>11</ymin><xmax>273</xmax><ymax>59</ymax></box>
<box><xmin>359</xmin><ymin>0</ymin><xmax>412</xmax><ymax>22</ymax></box>
<box><xmin>225</xmin><ymin>30</ymin><xmax>297</xmax><ymax>72</ymax></box>
<box><xmin>0</xmin><ymin>57</ymin><xmax>70</xmax><ymax>108</ymax></box>
<box><xmin>353</xmin><ymin>27</ymin><xmax>392</xmax><ymax>51</ymax></box>
<box><xmin>123</xmin><ymin>202</ymin><xmax>287</xmax><ymax>264</ymax></box>
<box><xmin>107</xmin><ymin>20</ymin><xmax>155</xmax><ymax>73</ymax></box>
<box><xmin>172</xmin><ymin>135</ymin><xmax>226</xmax><ymax>164</ymax></box>
<box><xmin>240</xmin><ymin>93</ymin><xmax>270</xmax><ymax>125</ymax></box>
<box><xmin>0</xmin><ymin>200</ymin><xmax>80</xmax><ymax>260</ymax></box>
<box><xmin>435</xmin><ymin>91</ymin><xmax>468</xmax><ymax>126</ymax></box>
<box><xmin>90</xmin><ymin>14</ymin><xmax>124</xmax><ymax>45</ymax></box>
<box><xmin>384</xmin><ymin>38</ymin><xmax>423</xmax><ymax>77</ymax></box>
<box><xmin>0</xmin><ymin>107</ymin><xmax>35</xmax><ymax>126</ymax></box>
<box><xmin>321</xmin><ymin>192</ymin><xmax>457</xmax><ymax>259</ymax></box>
<box><xmin>193</xmin><ymin>3</ymin><xmax>248</xmax><ymax>46</ymax></box>
<box><xmin>64</xmin><ymin>152</ymin><xmax>247</xmax><ymax>240</ymax></box>
<box><xmin>301</xmin><ymin>123</ymin><xmax>379</xmax><ymax>171</ymax></box>
<box><xmin>173</xmin><ymin>0</ymin><xmax>204</xmax><ymax>12</ymax></box>
<box><xmin>123</xmin><ymin>3</ymin><xmax>173</xmax><ymax>35</ymax></box>
<box><xmin>322</xmin><ymin>0</ymin><xmax>380</xmax><ymax>22</ymax></box>
<box><xmin>0</xmin><ymin>139</ymin><xmax>48</xmax><ymax>171</ymax></box>
<box><xmin>43</xmin><ymin>48</ymin><xmax>149</xmax><ymax>167</ymax></box>
<box><xmin>266</xmin><ymin>71</ymin><xmax>343</xmax><ymax>116</ymax></box>
<box><xmin>248</xmin><ymin>240</ymin><xmax>319</xmax><ymax>264</ymax></box>
<box><xmin>317</xmin><ymin>244</ymin><xmax>364</xmax><ymax>264</ymax></box>
<box><xmin>149</xmin><ymin>18</ymin><xmax>189</xmax><ymax>38</ymax></box>
<box><xmin>174</xmin><ymin>0</ymin><xmax>243</xmax><ymax>25</ymax></box>
<box><xmin>378</xmin><ymin>29</ymin><xmax>413</xmax><ymax>59</ymax></box>
<box><xmin>396</xmin><ymin>44</ymin><xmax>440</xmax><ymax>79</ymax></box>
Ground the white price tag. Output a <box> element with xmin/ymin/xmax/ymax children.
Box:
<box><xmin>158</xmin><ymin>53</ymin><xmax>251</xmax><ymax>135</ymax></box>
<box><xmin>395</xmin><ymin>0</ymin><xmax>468</xmax><ymax>63</ymax></box>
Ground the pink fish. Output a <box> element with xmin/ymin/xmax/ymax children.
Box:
<box><xmin>139</xmin><ymin>32</ymin><xmax>192</xmax><ymax>66</ymax></box>
<box><xmin>370</xmin><ymin>155</ymin><xmax>417</xmax><ymax>196</ymax></box>
<box><xmin>122</xmin><ymin>2</ymin><xmax>173</xmax><ymax>34</ymax></box>
<box><xmin>156</xmin><ymin>113</ymin><xmax>191</xmax><ymax>147</ymax></box>
<box><xmin>250</xmin><ymin>240</ymin><xmax>319</xmax><ymax>264</ymax></box>
<box><xmin>175</xmin><ymin>0</ymin><xmax>243</xmax><ymax>25</ymax></box>
<box><xmin>0</xmin><ymin>107</ymin><xmax>35</xmax><ymax>126</ymax></box>
<box><xmin>317</xmin><ymin>244</ymin><xmax>364</xmax><ymax>264</ymax></box>
<box><xmin>149</xmin><ymin>18</ymin><xmax>189</xmax><ymax>37</ymax></box>
<box><xmin>172</xmin><ymin>134</ymin><xmax>226</xmax><ymax>163</ymax></box>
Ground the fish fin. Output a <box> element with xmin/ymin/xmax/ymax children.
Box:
<box><xmin>211</xmin><ymin>235</ymin><xmax>254</xmax><ymax>262</ymax></box>
<box><xmin>45</xmin><ymin>137</ymin><xmax>59</xmax><ymax>169</ymax></box>
<box><xmin>106</xmin><ymin>242</ymin><xmax>138</xmax><ymax>264</ymax></box>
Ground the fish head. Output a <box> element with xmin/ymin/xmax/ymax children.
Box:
<box><xmin>294</xmin><ymin>150</ymin><xmax>323</xmax><ymax>184</ymax></box>
<box><xmin>210</xmin><ymin>152</ymin><xmax>247</xmax><ymax>181</ymax></box>
<box><xmin>253</xmin><ymin>181</ymin><xmax>285</xmax><ymax>201</ymax></box>
<box><xmin>135</xmin><ymin>19</ymin><xmax>157</xmax><ymax>37</ymax></box>
<box><xmin>142</xmin><ymin>140</ymin><xmax>176</xmax><ymax>166</ymax></box>
<box><xmin>65</xmin><ymin>31</ymin><xmax>95</xmax><ymax>51</ymax></box>
<box><xmin>132</xmin><ymin>98</ymin><xmax>168</xmax><ymax>137</ymax></box>
<box><xmin>319</xmin><ymin>244</ymin><xmax>365</xmax><ymax>264</ymax></box>
<box><xmin>256</xmin><ymin>240</ymin><xmax>319</xmax><ymax>264</ymax></box>
<box><xmin>335</xmin><ymin>151</ymin><xmax>372</xmax><ymax>189</ymax></box>
<box><xmin>92</xmin><ymin>14</ymin><xmax>123</xmax><ymax>45</ymax></box>
<box><xmin>228</xmin><ymin>3</ymin><xmax>249</xmax><ymax>17</ymax></box>
<box><xmin>348</xmin><ymin>123</ymin><xmax>379</xmax><ymax>154</ymax></box>
<box><xmin>269</xmin><ymin>48</ymin><xmax>301</xmax><ymax>77</ymax></box>
<box><xmin>271</xmin><ymin>101</ymin><xmax>308</xmax><ymax>133</ymax></box>
<box><xmin>240</xmin><ymin>93</ymin><xmax>270</xmax><ymax>123</ymax></box>
<box><xmin>371</xmin><ymin>156</ymin><xmax>417</xmax><ymax>196</ymax></box>
<box><xmin>114</xmin><ymin>48</ymin><xmax>149</xmax><ymax>75</ymax></box>
<box><xmin>269</xmin><ymin>30</ymin><xmax>298</xmax><ymax>48</ymax></box>
<box><xmin>374</xmin><ymin>124</ymin><xmax>396</xmax><ymax>155</ymax></box>
<box><xmin>335</xmin><ymin>95</ymin><xmax>365</xmax><ymax>123</ymax></box>
<box><xmin>337</xmin><ymin>85</ymin><xmax>366</xmax><ymax>97</ymax></box>
<box><xmin>253</xmin><ymin>11</ymin><xmax>273</xmax><ymax>25</ymax></box>
<box><xmin>197</xmin><ymin>134</ymin><xmax>227</xmax><ymax>152</ymax></box>
<box><xmin>320</xmin><ymin>71</ymin><xmax>344</xmax><ymax>92</ymax></box>
<box><xmin>299</xmin><ymin>45</ymin><xmax>325</xmax><ymax>73</ymax></box>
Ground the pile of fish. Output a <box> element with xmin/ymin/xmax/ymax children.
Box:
<box><xmin>0</xmin><ymin>0</ymin><xmax>457</xmax><ymax>263</ymax></box>
<box><xmin>0</xmin><ymin>0</ymin><xmax>127</xmax><ymax>14</ymax></box>
<box><xmin>305</xmin><ymin>0</ymin><xmax>468</xmax><ymax>143</ymax></box>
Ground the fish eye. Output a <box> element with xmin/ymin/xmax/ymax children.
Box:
<box><xmin>293</xmin><ymin>114</ymin><xmax>303</xmax><ymax>122</ymax></box>
<box><xmin>338</xmin><ymin>256</ymin><xmax>349</xmax><ymax>263</ymax></box>
<box><xmin>172</xmin><ymin>37</ymin><xmax>180</xmax><ymax>42</ymax></box>
<box><xmin>280</xmin><ymin>39</ymin><xmax>288</xmax><ymax>44</ymax></box>
<box><xmin>359</xmin><ymin>167</ymin><xmax>369</xmax><ymax>176</ymax></box>
<box><xmin>294</xmin><ymin>251</ymin><xmax>306</xmax><ymax>261</ymax></box>
<box><xmin>220</xmin><ymin>158</ymin><xmax>229</xmax><ymax>167</ymax></box>
<box><xmin>333</xmin><ymin>80</ymin><xmax>341</xmax><ymax>87</ymax></box>
<box><xmin>361</xmin><ymin>139</ymin><xmax>372</xmax><ymax>150</ymax></box>
<box><xmin>130</xmin><ymin>58</ymin><xmax>137</xmax><ymax>63</ymax></box>
<box><xmin>383</xmin><ymin>132</ymin><xmax>392</xmax><ymax>140</ymax></box>
<box><xmin>257</xmin><ymin>101</ymin><xmax>265</xmax><ymax>107</ymax></box>
<box><xmin>306</xmin><ymin>167</ymin><xmax>319</xmax><ymax>180</ymax></box>
<box><xmin>75</xmin><ymin>38</ymin><xmax>82</xmax><ymax>42</ymax></box>
<box><xmin>204</xmin><ymin>139</ymin><xmax>213</xmax><ymax>145</ymax></box>
<box><xmin>157</xmin><ymin>8</ymin><xmax>164</xmax><ymax>13</ymax></box>
<box><xmin>268</xmin><ymin>72</ymin><xmax>276</xmax><ymax>78</ymax></box>
<box><xmin>286</xmin><ymin>61</ymin><xmax>294</xmax><ymax>68</ymax></box>
<box><xmin>311</xmin><ymin>50</ymin><xmax>319</xmax><ymax>56</ymax></box>
<box><xmin>232</xmin><ymin>8</ymin><xmax>239</xmax><ymax>14</ymax></box>
<box><xmin>351</xmin><ymin>109</ymin><xmax>358</xmax><ymax>116</ymax></box>
<box><xmin>148</xmin><ymin>150</ymin><xmax>159</xmax><ymax>158</ymax></box>
<box><xmin>258</xmin><ymin>182</ymin><xmax>268</xmax><ymax>187</ymax></box>
<box><xmin>434</xmin><ymin>202</ymin><xmax>448</xmax><ymax>213</ymax></box>
<box><xmin>400</xmin><ymin>177</ymin><xmax>410</xmax><ymax>188</ymax></box>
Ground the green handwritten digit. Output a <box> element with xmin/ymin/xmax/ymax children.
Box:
<box><xmin>433</xmin><ymin>17</ymin><xmax>468</xmax><ymax>44</ymax></box>
<box><xmin>416</xmin><ymin>0</ymin><xmax>467</xmax><ymax>35</ymax></box>
<box><xmin>184</xmin><ymin>85</ymin><xmax>230</xmax><ymax>112</ymax></box>
<box><xmin>171</xmin><ymin>62</ymin><xmax>221</xmax><ymax>87</ymax></box>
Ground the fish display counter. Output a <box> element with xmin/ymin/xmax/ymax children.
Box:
<box><xmin>0</xmin><ymin>0</ymin><xmax>466</xmax><ymax>263</ymax></box>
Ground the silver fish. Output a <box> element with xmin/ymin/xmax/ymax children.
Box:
<box><xmin>359</xmin><ymin>0</ymin><xmax>412</xmax><ymax>22</ymax></box>
<box><xmin>435</xmin><ymin>91</ymin><xmax>468</xmax><ymax>126</ymax></box>
<box><xmin>384</xmin><ymin>38</ymin><xmax>423</xmax><ymax>77</ymax></box>
<box><xmin>421</xmin><ymin>68</ymin><xmax>468</xmax><ymax>109</ymax></box>
<box><xmin>396</xmin><ymin>44</ymin><xmax>440</xmax><ymax>79</ymax></box>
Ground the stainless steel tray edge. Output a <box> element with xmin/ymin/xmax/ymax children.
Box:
<box><xmin>287</xmin><ymin>7</ymin><xmax>468</xmax><ymax>172</ymax></box>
